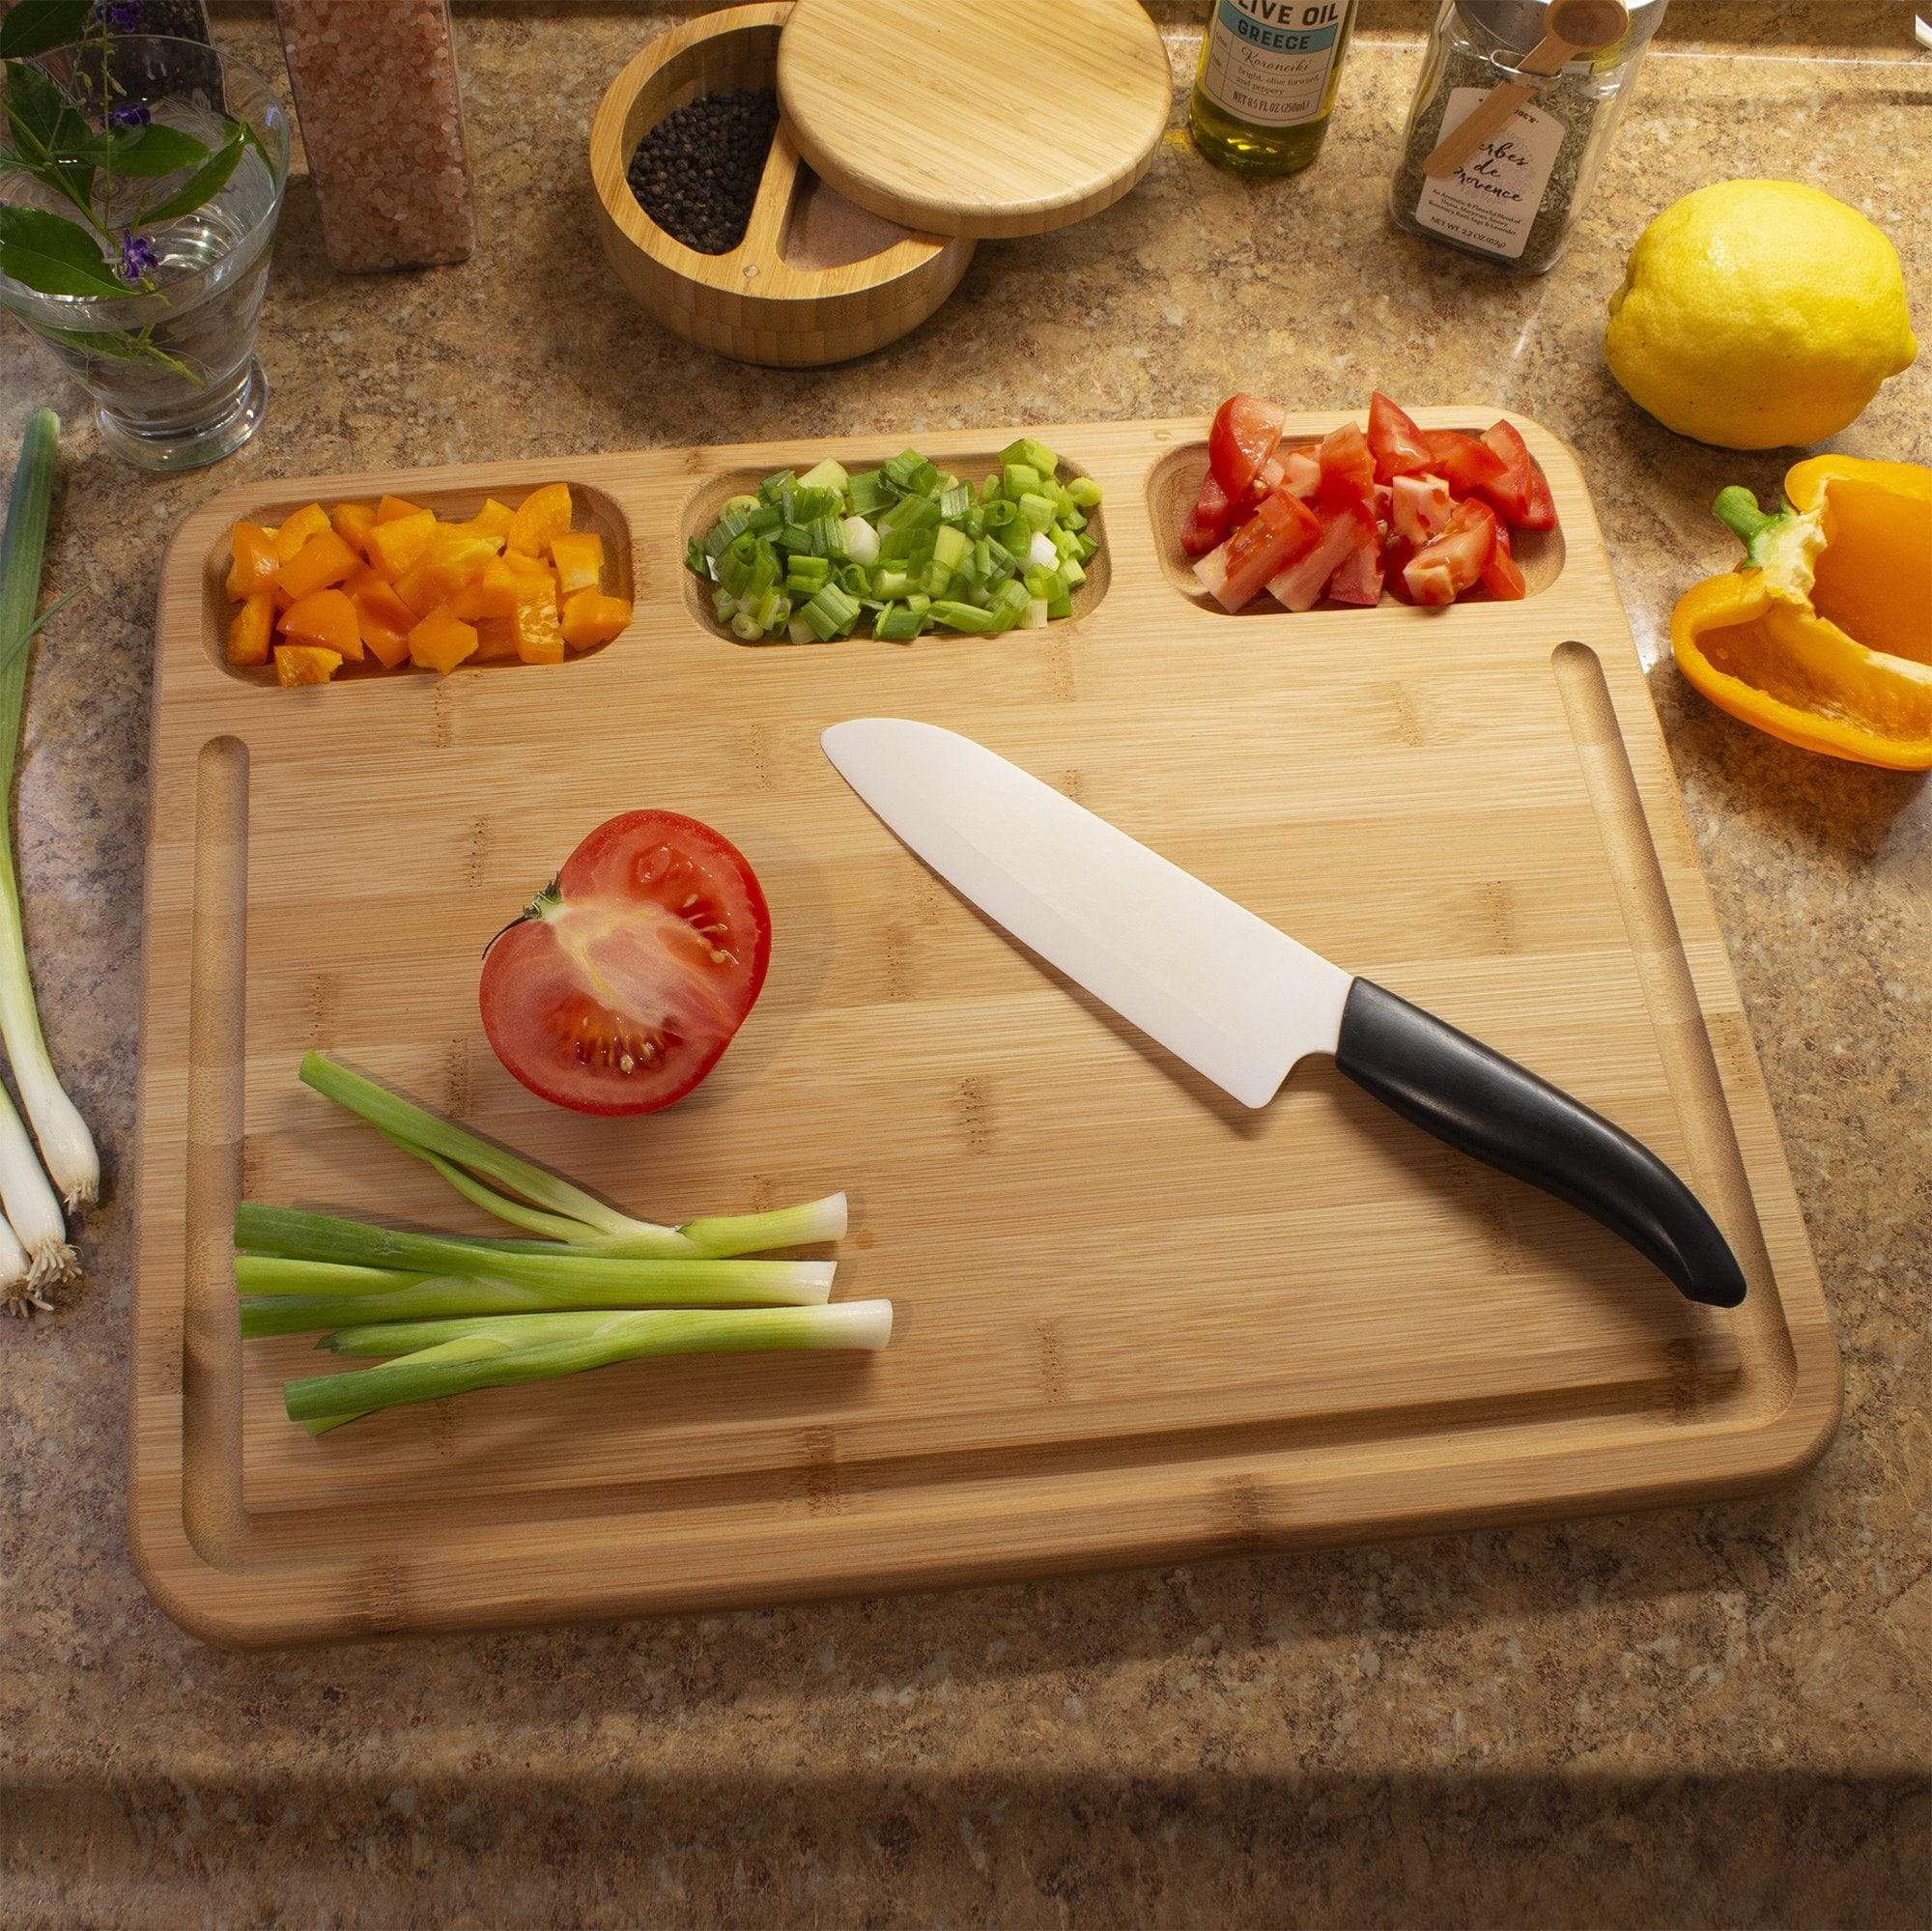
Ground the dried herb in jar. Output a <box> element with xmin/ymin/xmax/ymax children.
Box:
<box><xmin>1388</xmin><ymin>0</ymin><xmax>1668</xmax><ymax>275</ymax></box>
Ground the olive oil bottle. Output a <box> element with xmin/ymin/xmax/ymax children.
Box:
<box><xmin>1190</xmin><ymin>0</ymin><xmax>1361</xmax><ymax>174</ymax></box>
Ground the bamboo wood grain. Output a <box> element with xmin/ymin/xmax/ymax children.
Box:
<box><xmin>589</xmin><ymin>5</ymin><xmax>974</xmax><ymax>367</ymax></box>
<box><xmin>776</xmin><ymin>0</ymin><xmax>1173</xmax><ymax>239</ymax></box>
<box><xmin>131</xmin><ymin>412</ymin><xmax>1838</xmax><ymax>1645</ymax></box>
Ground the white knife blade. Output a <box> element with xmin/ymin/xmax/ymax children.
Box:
<box><xmin>821</xmin><ymin>718</ymin><xmax>1351</xmax><ymax>1107</ymax></box>
<box><xmin>820</xmin><ymin>717</ymin><xmax>1748</xmax><ymax>1308</ymax></box>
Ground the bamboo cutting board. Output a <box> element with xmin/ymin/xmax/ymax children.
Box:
<box><xmin>132</xmin><ymin>412</ymin><xmax>1838</xmax><ymax>1645</ymax></box>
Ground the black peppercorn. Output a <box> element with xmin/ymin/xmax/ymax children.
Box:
<box><xmin>627</xmin><ymin>88</ymin><xmax>781</xmax><ymax>257</ymax></box>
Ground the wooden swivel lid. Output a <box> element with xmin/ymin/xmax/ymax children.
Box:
<box><xmin>777</xmin><ymin>0</ymin><xmax>1173</xmax><ymax>240</ymax></box>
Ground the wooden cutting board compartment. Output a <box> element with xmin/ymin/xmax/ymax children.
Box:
<box><xmin>133</xmin><ymin>412</ymin><xmax>1838</xmax><ymax>1645</ymax></box>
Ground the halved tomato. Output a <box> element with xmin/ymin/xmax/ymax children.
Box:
<box><xmin>1422</xmin><ymin>429</ymin><xmax>1510</xmax><ymax>499</ymax></box>
<box><xmin>1368</xmin><ymin>393</ymin><xmax>1435</xmax><ymax>482</ymax></box>
<box><xmin>1481</xmin><ymin>520</ymin><xmax>1527</xmax><ymax>601</ymax></box>
<box><xmin>1208</xmin><ymin>393</ymin><xmax>1286</xmax><ymax>499</ymax></box>
<box><xmin>1180</xmin><ymin>467</ymin><xmax>1236</xmax><ymax>557</ymax></box>
<box><xmin>1193</xmin><ymin>489</ymin><xmax>1322</xmax><ymax>611</ymax></box>
<box><xmin>1478</xmin><ymin>420</ymin><xmax>1557</xmax><ymax>530</ymax></box>
<box><xmin>480</xmin><ymin>809</ymin><xmax>773</xmax><ymax>1116</ymax></box>
<box><xmin>1403</xmin><ymin>497</ymin><xmax>1498</xmax><ymax>608</ymax></box>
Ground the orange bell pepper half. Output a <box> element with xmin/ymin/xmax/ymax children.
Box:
<box><xmin>1671</xmin><ymin>457</ymin><xmax>1932</xmax><ymax>770</ymax></box>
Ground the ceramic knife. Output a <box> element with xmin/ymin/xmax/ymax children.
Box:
<box><xmin>822</xmin><ymin>718</ymin><xmax>1747</xmax><ymax>1309</ymax></box>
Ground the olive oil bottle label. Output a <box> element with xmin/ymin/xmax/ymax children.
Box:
<box><xmin>1199</xmin><ymin>0</ymin><xmax>1351</xmax><ymax>128</ymax></box>
<box><xmin>1412</xmin><ymin>89</ymin><xmax>1566</xmax><ymax>261</ymax></box>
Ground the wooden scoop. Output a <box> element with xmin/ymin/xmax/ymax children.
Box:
<box><xmin>1423</xmin><ymin>0</ymin><xmax>1629</xmax><ymax>179</ymax></box>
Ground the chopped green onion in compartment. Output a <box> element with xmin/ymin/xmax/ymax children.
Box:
<box><xmin>686</xmin><ymin>438</ymin><xmax>1102</xmax><ymax>644</ymax></box>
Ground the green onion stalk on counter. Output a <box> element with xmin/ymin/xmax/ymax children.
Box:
<box><xmin>686</xmin><ymin>438</ymin><xmax>1103</xmax><ymax>644</ymax></box>
<box><xmin>243</xmin><ymin>1053</ymin><xmax>886</xmax><ymax>1431</ymax></box>
<box><xmin>0</xmin><ymin>409</ymin><xmax>97</xmax><ymax>1312</ymax></box>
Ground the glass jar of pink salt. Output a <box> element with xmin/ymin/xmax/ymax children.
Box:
<box><xmin>271</xmin><ymin>0</ymin><xmax>476</xmax><ymax>271</ymax></box>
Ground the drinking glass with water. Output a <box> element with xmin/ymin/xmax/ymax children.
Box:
<box><xmin>0</xmin><ymin>33</ymin><xmax>290</xmax><ymax>471</ymax></box>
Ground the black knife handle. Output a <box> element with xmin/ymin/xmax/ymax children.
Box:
<box><xmin>1334</xmin><ymin>979</ymin><xmax>1747</xmax><ymax>1308</ymax></box>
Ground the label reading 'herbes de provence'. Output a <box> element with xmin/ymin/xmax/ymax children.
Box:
<box><xmin>1412</xmin><ymin>88</ymin><xmax>1566</xmax><ymax>262</ymax></box>
<box><xmin>1199</xmin><ymin>0</ymin><xmax>1352</xmax><ymax>128</ymax></box>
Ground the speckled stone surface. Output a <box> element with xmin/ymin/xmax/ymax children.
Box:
<box><xmin>2</xmin><ymin>5</ymin><xmax>1928</xmax><ymax>1925</ymax></box>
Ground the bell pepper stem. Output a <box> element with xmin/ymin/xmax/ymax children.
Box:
<box><xmin>1712</xmin><ymin>486</ymin><xmax>1785</xmax><ymax>565</ymax></box>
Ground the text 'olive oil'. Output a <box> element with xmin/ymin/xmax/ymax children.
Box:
<box><xmin>1190</xmin><ymin>0</ymin><xmax>1361</xmax><ymax>175</ymax></box>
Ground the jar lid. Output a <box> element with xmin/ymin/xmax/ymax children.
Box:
<box><xmin>777</xmin><ymin>0</ymin><xmax>1172</xmax><ymax>240</ymax></box>
<box><xmin>1452</xmin><ymin>0</ymin><xmax>1671</xmax><ymax>64</ymax></box>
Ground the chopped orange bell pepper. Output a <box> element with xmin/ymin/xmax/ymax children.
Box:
<box><xmin>272</xmin><ymin>503</ymin><xmax>331</xmax><ymax>561</ymax></box>
<box><xmin>377</xmin><ymin>495</ymin><xmax>426</xmax><ymax>524</ymax></box>
<box><xmin>226</xmin><ymin>592</ymin><xmax>275</xmax><ymax>667</ymax></box>
<box><xmin>343</xmin><ymin>566</ymin><xmax>414</xmax><ymax>668</ymax></box>
<box><xmin>512</xmin><ymin>582</ymin><xmax>566</xmax><ymax>665</ymax></box>
<box><xmin>560</xmin><ymin>588</ymin><xmax>632</xmax><ymax>649</ymax></box>
<box><xmin>448</xmin><ymin>556</ymin><xmax>521</xmax><ymax>622</ymax></box>
<box><xmin>470</xmin><ymin>615</ymin><xmax>521</xmax><ymax>662</ymax></box>
<box><xmin>505</xmin><ymin>482</ymin><xmax>573</xmax><ymax>557</ymax></box>
<box><xmin>469</xmin><ymin>497</ymin><xmax>516</xmax><ymax>539</ymax></box>
<box><xmin>274</xmin><ymin>644</ymin><xmax>341</xmax><ymax>686</ymax></box>
<box><xmin>451</xmin><ymin>522</ymin><xmax>507</xmax><ymax>555</ymax></box>
<box><xmin>364</xmin><ymin>509</ymin><xmax>439</xmax><ymax>582</ymax></box>
<box><xmin>278</xmin><ymin>588</ymin><xmax>364</xmax><ymax>661</ymax></box>
<box><xmin>408</xmin><ymin>609</ymin><xmax>479</xmax><ymax>674</ymax></box>
<box><xmin>225</xmin><ymin>523</ymin><xmax>281</xmax><ymax>601</ymax></box>
<box><xmin>395</xmin><ymin>530</ymin><xmax>497</xmax><ymax>617</ymax></box>
<box><xmin>276</xmin><ymin>528</ymin><xmax>359</xmax><ymax>600</ymax></box>
<box><xmin>1672</xmin><ymin>457</ymin><xmax>1932</xmax><ymax>770</ymax></box>
<box><xmin>331</xmin><ymin>500</ymin><xmax>378</xmax><ymax>554</ymax></box>
<box><xmin>501</xmin><ymin>551</ymin><xmax>558</xmax><ymax>615</ymax></box>
<box><xmin>550</xmin><ymin>530</ymin><xmax>605</xmax><ymax>597</ymax></box>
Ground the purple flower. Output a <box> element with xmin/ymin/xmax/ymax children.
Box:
<box><xmin>107</xmin><ymin>103</ymin><xmax>152</xmax><ymax>130</ymax></box>
<box><xmin>94</xmin><ymin>2</ymin><xmax>144</xmax><ymax>29</ymax></box>
<box><xmin>117</xmin><ymin>230</ymin><xmax>159</xmax><ymax>284</ymax></box>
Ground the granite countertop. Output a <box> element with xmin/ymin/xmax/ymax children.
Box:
<box><xmin>3</xmin><ymin>3</ymin><xmax>1926</xmax><ymax>1924</ymax></box>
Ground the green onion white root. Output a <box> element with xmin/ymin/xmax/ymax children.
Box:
<box><xmin>0</xmin><ymin>409</ymin><xmax>96</xmax><ymax>1312</ymax></box>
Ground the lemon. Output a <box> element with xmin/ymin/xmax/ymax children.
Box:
<box><xmin>1605</xmin><ymin>181</ymin><xmax>1918</xmax><ymax>450</ymax></box>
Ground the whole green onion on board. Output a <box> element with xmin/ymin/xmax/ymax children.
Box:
<box><xmin>0</xmin><ymin>409</ymin><xmax>95</xmax><ymax>1311</ymax></box>
<box><xmin>293</xmin><ymin>1303</ymin><xmax>894</xmax><ymax>1434</ymax></box>
<box><xmin>242</xmin><ymin>1055</ymin><xmax>881</xmax><ymax>1431</ymax></box>
<box><xmin>234</xmin><ymin>1203</ymin><xmax>838</xmax><ymax>1304</ymax></box>
<box><xmin>298</xmin><ymin>1051</ymin><xmax>847</xmax><ymax>1256</ymax></box>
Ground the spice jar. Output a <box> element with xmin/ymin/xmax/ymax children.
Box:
<box><xmin>271</xmin><ymin>0</ymin><xmax>475</xmax><ymax>272</ymax></box>
<box><xmin>1388</xmin><ymin>0</ymin><xmax>1668</xmax><ymax>273</ymax></box>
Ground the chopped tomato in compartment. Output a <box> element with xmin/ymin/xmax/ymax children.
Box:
<box><xmin>1194</xmin><ymin>490</ymin><xmax>1323</xmax><ymax>611</ymax></box>
<box><xmin>1208</xmin><ymin>393</ymin><xmax>1287</xmax><ymax>499</ymax></box>
<box><xmin>1368</xmin><ymin>393</ymin><xmax>1435</xmax><ymax>481</ymax></box>
<box><xmin>1404</xmin><ymin>497</ymin><xmax>1498</xmax><ymax>608</ymax></box>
